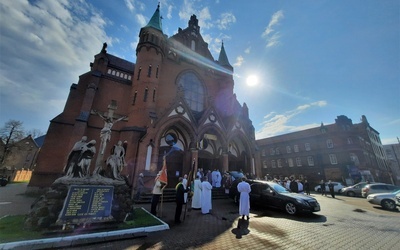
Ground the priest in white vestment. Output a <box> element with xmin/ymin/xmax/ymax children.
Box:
<box><xmin>237</xmin><ymin>177</ymin><xmax>251</xmax><ymax>220</ymax></box>
<box><xmin>201</xmin><ymin>177</ymin><xmax>213</xmax><ymax>214</ymax></box>
<box><xmin>192</xmin><ymin>176</ymin><xmax>202</xmax><ymax>209</ymax></box>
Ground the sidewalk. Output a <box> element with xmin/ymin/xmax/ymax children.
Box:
<box><xmin>1</xmin><ymin>183</ymin><xmax>241</xmax><ymax>250</ymax></box>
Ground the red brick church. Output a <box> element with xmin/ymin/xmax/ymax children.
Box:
<box><xmin>28</xmin><ymin>5</ymin><xmax>259</xmax><ymax>192</ymax></box>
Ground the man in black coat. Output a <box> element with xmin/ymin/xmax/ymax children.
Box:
<box><xmin>290</xmin><ymin>178</ymin><xmax>298</xmax><ymax>193</ymax></box>
<box><xmin>327</xmin><ymin>180</ymin><xmax>335</xmax><ymax>198</ymax></box>
<box><xmin>175</xmin><ymin>177</ymin><xmax>189</xmax><ymax>223</ymax></box>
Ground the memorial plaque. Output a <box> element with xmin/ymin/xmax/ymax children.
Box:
<box><xmin>58</xmin><ymin>185</ymin><xmax>114</xmax><ymax>223</ymax></box>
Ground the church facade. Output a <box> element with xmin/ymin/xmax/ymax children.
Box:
<box><xmin>28</xmin><ymin>6</ymin><xmax>259</xmax><ymax>191</ymax></box>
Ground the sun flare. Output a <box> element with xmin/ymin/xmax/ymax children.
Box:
<box><xmin>246</xmin><ymin>75</ymin><xmax>259</xmax><ymax>87</ymax></box>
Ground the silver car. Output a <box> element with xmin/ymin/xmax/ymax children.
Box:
<box><xmin>341</xmin><ymin>182</ymin><xmax>380</xmax><ymax>197</ymax></box>
<box><xmin>366</xmin><ymin>190</ymin><xmax>400</xmax><ymax>210</ymax></box>
<box><xmin>361</xmin><ymin>183</ymin><xmax>400</xmax><ymax>198</ymax></box>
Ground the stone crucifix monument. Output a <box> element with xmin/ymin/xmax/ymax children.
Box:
<box><xmin>92</xmin><ymin>100</ymin><xmax>127</xmax><ymax>170</ymax></box>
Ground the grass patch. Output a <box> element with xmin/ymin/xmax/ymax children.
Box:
<box><xmin>0</xmin><ymin>215</ymin><xmax>42</xmax><ymax>243</ymax></box>
<box><xmin>0</xmin><ymin>208</ymin><xmax>163</xmax><ymax>244</ymax></box>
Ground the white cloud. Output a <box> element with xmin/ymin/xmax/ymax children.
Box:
<box><xmin>262</xmin><ymin>10</ymin><xmax>284</xmax><ymax>48</ymax></box>
<box><xmin>136</xmin><ymin>13</ymin><xmax>147</xmax><ymax>27</ymax></box>
<box><xmin>233</xmin><ymin>55</ymin><xmax>244</xmax><ymax>67</ymax></box>
<box><xmin>124</xmin><ymin>0</ymin><xmax>135</xmax><ymax>12</ymax></box>
<box><xmin>381</xmin><ymin>137</ymin><xmax>399</xmax><ymax>145</ymax></box>
<box><xmin>255</xmin><ymin>101</ymin><xmax>327</xmax><ymax>139</ymax></box>
<box><xmin>216</xmin><ymin>12</ymin><xmax>236</xmax><ymax>30</ymax></box>
<box><xmin>244</xmin><ymin>47</ymin><xmax>251</xmax><ymax>54</ymax></box>
<box><xmin>0</xmin><ymin>0</ymin><xmax>110</xmax><ymax>131</ymax></box>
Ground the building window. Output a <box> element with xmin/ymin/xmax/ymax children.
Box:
<box><xmin>286</xmin><ymin>146</ymin><xmax>291</xmax><ymax>153</ymax></box>
<box><xmin>156</xmin><ymin>65</ymin><xmax>159</xmax><ymax>78</ymax></box>
<box><xmin>294</xmin><ymin>145</ymin><xmax>299</xmax><ymax>152</ymax></box>
<box><xmin>296</xmin><ymin>157</ymin><xmax>302</xmax><ymax>166</ymax></box>
<box><xmin>153</xmin><ymin>88</ymin><xmax>156</xmax><ymax>102</ymax></box>
<box><xmin>350</xmin><ymin>153</ymin><xmax>359</xmax><ymax>165</ymax></box>
<box><xmin>270</xmin><ymin>148</ymin><xmax>275</xmax><ymax>155</ymax></box>
<box><xmin>277</xmin><ymin>159</ymin><xmax>282</xmax><ymax>168</ymax></box>
<box><xmin>326</xmin><ymin>139</ymin><xmax>334</xmax><ymax>148</ymax></box>
<box><xmin>305</xmin><ymin>143</ymin><xmax>311</xmax><ymax>151</ymax></box>
<box><xmin>261</xmin><ymin>149</ymin><xmax>266</xmax><ymax>157</ymax></box>
<box><xmin>347</xmin><ymin>138</ymin><xmax>353</xmax><ymax>144</ymax></box>
<box><xmin>191</xmin><ymin>40</ymin><xmax>196</xmax><ymax>50</ymax></box>
<box><xmin>288</xmin><ymin>158</ymin><xmax>294</xmax><ymax>167</ymax></box>
<box><xmin>276</xmin><ymin>148</ymin><xmax>280</xmax><ymax>155</ymax></box>
<box><xmin>137</xmin><ymin>67</ymin><xmax>142</xmax><ymax>80</ymax></box>
<box><xmin>147</xmin><ymin>64</ymin><xmax>152</xmax><ymax>77</ymax></box>
<box><xmin>329</xmin><ymin>154</ymin><xmax>338</xmax><ymax>164</ymax></box>
<box><xmin>271</xmin><ymin>160</ymin><xmax>276</xmax><ymax>168</ymax></box>
<box><xmin>307</xmin><ymin>156</ymin><xmax>314</xmax><ymax>166</ymax></box>
<box><xmin>263</xmin><ymin>160</ymin><xmax>268</xmax><ymax>168</ymax></box>
<box><xmin>177</xmin><ymin>71</ymin><xmax>205</xmax><ymax>112</ymax></box>
<box><xmin>132</xmin><ymin>91</ymin><xmax>137</xmax><ymax>105</ymax></box>
<box><xmin>144</xmin><ymin>87</ymin><xmax>148</xmax><ymax>102</ymax></box>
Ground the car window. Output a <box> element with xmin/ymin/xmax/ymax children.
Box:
<box><xmin>270</xmin><ymin>183</ymin><xmax>289</xmax><ymax>193</ymax></box>
<box><xmin>250</xmin><ymin>183</ymin><xmax>264</xmax><ymax>194</ymax></box>
<box><xmin>371</xmin><ymin>185</ymin><xmax>385</xmax><ymax>189</ymax></box>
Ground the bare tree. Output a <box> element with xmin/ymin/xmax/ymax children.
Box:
<box><xmin>0</xmin><ymin>120</ymin><xmax>25</xmax><ymax>164</ymax></box>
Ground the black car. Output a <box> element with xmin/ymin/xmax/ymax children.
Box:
<box><xmin>230</xmin><ymin>179</ymin><xmax>320</xmax><ymax>215</ymax></box>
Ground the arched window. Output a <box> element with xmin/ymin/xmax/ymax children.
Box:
<box><xmin>191</xmin><ymin>40</ymin><xmax>196</xmax><ymax>51</ymax></box>
<box><xmin>137</xmin><ymin>67</ymin><xmax>142</xmax><ymax>80</ymax></box>
<box><xmin>148</xmin><ymin>64</ymin><xmax>152</xmax><ymax>77</ymax></box>
<box><xmin>177</xmin><ymin>72</ymin><xmax>205</xmax><ymax>112</ymax></box>
<box><xmin>144</xmin><ymin>87</ymin><xmax>148</xmax><ymax>102</ymax></box>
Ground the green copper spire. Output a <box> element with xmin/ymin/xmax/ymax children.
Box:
<box><xmin>218</xmin><ymin>41</ymin><xmax>232</xmax><ymax>69</ymax></box>
<box><xmin>145</xmin><ymin>4</ymin><xmax>162</xmax><ymax>32</ymax></box>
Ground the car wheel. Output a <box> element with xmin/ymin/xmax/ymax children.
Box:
<box><xmin>381</xmin><ymin>199</ymin><xmax>396</xmax><ymax>210</ymax></box>
<box><xmin>347</xmin><ymin>191</ymin><xmax>355</xmax><ymax>197</ymax></box>
<box><xmin>317</xmin><ymin>188</ymin><xmax>321</xmax><ymax>193</ymax></box>
<box><xmin>285</xmin><ymin>202</ymin><xmax>297</xmax><ymax>215</ymax></box>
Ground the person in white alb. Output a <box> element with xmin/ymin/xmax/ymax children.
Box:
<box><xmin>237</xmin><ymin>177</ymin><xmax>251</xmax><ymax>220</ymax></box>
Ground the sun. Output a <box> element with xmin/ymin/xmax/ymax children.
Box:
<box><xmin>246</xmin><ymin>75</ymin><xmax>259</xmax><ymax>87</ymax></box>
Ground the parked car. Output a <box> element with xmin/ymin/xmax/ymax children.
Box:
<box><xmin>361</xmin><ymin>183</ymin><xmax>400</xmax><ymax>198</ymax></box>
<box><xmin>341</xmin><ymin>182</ymin><xmax>380</xmax><ymax>197</ymax></box>
<box><xmin>366</xmin><ymin>190</ymin><xmax>400</xmax><ymax>210</ymax></box>
<box><xmin>314</xmin><ymin>182</ymin><xmax>345</xmax><ymax>194</ymax></box>
<box><xmin>230</xmin><ymin>179</ymin><xmax>320</xmax><ymax>215</ymax></box>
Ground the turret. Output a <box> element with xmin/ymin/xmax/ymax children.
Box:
<box><xmin>218</xmin><ymin>42</ymin><xmax>233</xmax><ymax>72</ymax></box>
<box><xmin>130</xmin><ymin>4</ymin><xmax>165</xmax><ymax>127</ymax></box>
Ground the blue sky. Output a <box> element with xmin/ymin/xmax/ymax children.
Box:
<box><xmin>0</xmin><ymin>0</ymin><xmax>399</xmax><ymax>144</ymax></box>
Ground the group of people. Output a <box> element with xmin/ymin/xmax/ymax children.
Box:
<box><xmin>319</xmin><ymin>179</ymin><xmax>336</xmax><ymax>198</ymax></box>
<box><xmin>266</xmin><ymin>177</ymin><xmax>311</xmax><ymax>195</ymax></box>
<box><xmin>149</xmin><ymin>171</ymin><xmax>217</xmax><ymax>224</ymax></box>
<box><xmin>195</xmin><ymin>168</ymin><xmax>224</xmax><ymax>188</ymax></box>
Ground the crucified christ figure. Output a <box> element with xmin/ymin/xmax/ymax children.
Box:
<box><xmin>95</xmin><ymin>111</ymin><xmax>127</xmax><ymax>155</ymax></box>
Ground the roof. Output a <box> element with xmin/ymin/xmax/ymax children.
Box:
<box><xmin>218</xmin><ymin>42</ymin><xmax>232</xmax><ymax>69</ymax></box>
<box><xmin>145</xmin><ymin>4</ymin><xmax>162</xmax><ymax>32</ymax></box>
<box><xmin>34</xmin><ymin>135</ymin><xmax>46</xmax><ymax>147</ymax></box>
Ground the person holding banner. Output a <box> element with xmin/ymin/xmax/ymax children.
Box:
<box><xmin>151</xmin><ymin>172</ymin><xmax>163</xmax><ymax>216</ymax></box>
